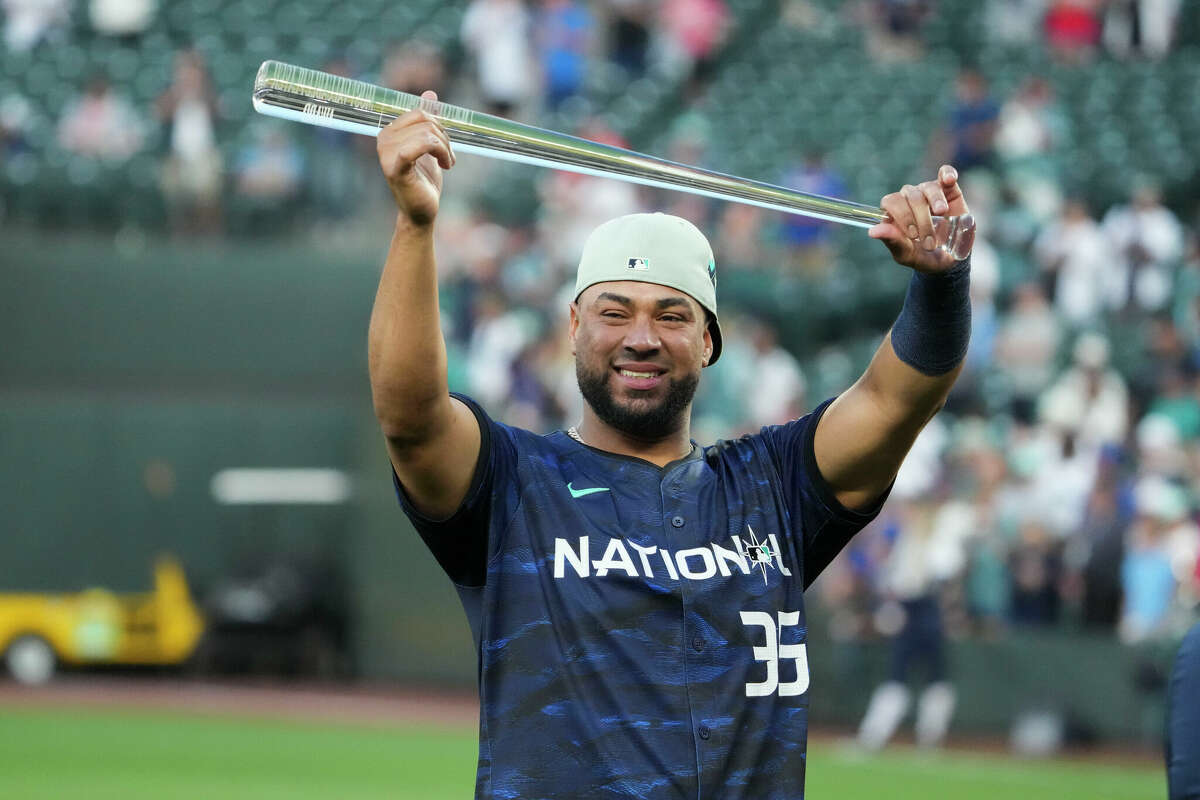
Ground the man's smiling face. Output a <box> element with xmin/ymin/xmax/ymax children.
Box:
<box><xmin>569</xmin><ymin>280</ymin><xmax>713</xmax><ymax>440</ymax></box>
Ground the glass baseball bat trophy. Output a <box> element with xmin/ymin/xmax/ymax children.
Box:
<box><xmin>252</xmin><ymin>61</ymin><xmax>974</xmax><ymax>259</ymax></box>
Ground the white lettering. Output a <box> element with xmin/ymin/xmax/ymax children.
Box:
<box><xmin>593</xmin><ymin>538</ymin><xmax>638</xmax><ymax>577</ymax></box>
<box><xmin>740</xmin><ymin>611</ymin><xmax>779</xmax><ymax>697</ymax></box>
<box><xmin>554</xmin><ymin>536</ymin><xmax>590</xmax><ymax>579</ymax></box>
<box><xmin>675</xmin><ymin>547</ymin><xmax>717</xmax><ymax>580</ymax></box>
<box><xmin>549</xmin><ymin>535</ymin><xmax>791</xmax><ymax>584</ymax></box>
<box><xmin>741</xmin><ymin>610</ymin><xmax>809</xmax><ymax>698</ymax></box>
<box><xmin>659</xmin><ymin>548</ymin><xmax>679</xmax><ymax>580</ymax></box>
<box><xmin>768</xmin><ymin>534</ymin><xmax>793</xmax><ymax>577</ymax></box>
<box><xmin>713</xmin><ymin>538</ymin><xmax>750</xmax><ymax>576</ymax></box>
<box><xmin>776</xmin><ymin>610</ymin><xmax>809</xmax><ymax>696</ymax></box>
<box><xmin>628</xmin><ymin>541</ymin><xmax>658</xmax><ymax>577</ymax></box>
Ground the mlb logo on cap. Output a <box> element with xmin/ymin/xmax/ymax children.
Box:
<box><xmin>627</xmin><ymin>257</ymin><xmax>650</xmax><ymax>271</ymax></box>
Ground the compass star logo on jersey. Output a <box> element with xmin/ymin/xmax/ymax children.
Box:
<box><xmin>741</xmin><ymin>526</ymin><xmax>777</xmax><ymax>585</ymax></box>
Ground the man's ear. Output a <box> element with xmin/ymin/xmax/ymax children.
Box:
<box><xmin>568</xmin><ymin>302</ymin><xmax>579</xmax><ymax>356</ymax></box>
<box><xmin>701</xmin><ymin>322</ymin><xmax>713</xmax><ymax>367</ymax></box>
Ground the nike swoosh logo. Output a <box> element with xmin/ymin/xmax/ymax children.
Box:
<box><xmin>567</xmin><ymin>482</ymin><xmax>610</xmax><ymax>499</ymax></box>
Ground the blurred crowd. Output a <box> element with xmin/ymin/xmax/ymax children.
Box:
<box><xmin>8</xmin><ymin>0</ymin><xmax>1199</xmax><ymax>647</ymax></box>
<box><xmin>10</xmin><ymin>0</ymin><xmax>733</xmax><ymax>234</ymax></box>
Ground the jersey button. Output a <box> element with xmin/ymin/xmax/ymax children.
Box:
<box><xmin>671</xmin><ymin>515</ymin><xmax>685</xmax><ymax>528</ymax></box>
<box><xmin>692</xmin><ymin>636</ymin><xmax>704</xmax><ymax>652</ymax></box>
<box><xmin>698</xmin><ymin>725</ymin><xmax>710</xmax><ymax>740</ymax></box>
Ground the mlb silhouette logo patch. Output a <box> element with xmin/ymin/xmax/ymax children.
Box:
<box><xmin>627</xmin><ymin>257</ymin><xmax>650</xmax><ymax>271</ymax></box>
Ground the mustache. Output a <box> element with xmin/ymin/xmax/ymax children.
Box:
<box><xmin>576</xmin><ymin>360</ymin><xmax>699</xmax><ymax>440</ymax></box>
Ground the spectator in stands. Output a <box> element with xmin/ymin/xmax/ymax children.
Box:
<box><xmin>654</xmin><ymin>113</ymin><xmax>714</xmax><ymax>224</ymax></box>
<box><xmin>537</xmin><ymin>118</ymin><xmax>641</xmax><ymax>270</ymax></box>
<box><xmin>535</xmin><ymin>0</ymin><xmax>594</xmax><ymax>110</ymax></box>
<box><xmin>1136</xmin><ymin>412</ymin><xmax>1188</xmax><ymax>480</ymax></box>
<box><xmin>466</xmin><ymin>290</ymin><xmax>534</xmax><ymax>410</ymax></box>
<box><xmin>880</xmin><ymin>0</ymin><xmax>930</xmax><ymax>42</ymax></box>
<box><xmin>1041</xmin><ymin>332</ymin><xmax>1130</xmax><ymax>450</ymax></box>
<box><xmin>1009</xmin><ymin>519</ymin><xmax>1062</xmax><ymax>625</ymax></box>
<box><xmin>995</xmin><ymin>77</ymin><xmax>1068</xmax><ymax>221</ymax></box>
<box><xmin>1102</xmin><ymin>180</ymin><xmax>1184</xmax><ymax>315</ymax></box>
<box><xmin>2</xmin><ymin>0</ymin><xmax>69</xmax><ymax>52</ymax></box>
<box><xmin>743</xmin><ymin>321</ymin><xmax>806</xmax><ymax>427</ymax></box>
<box><xmin>659</xmin><ymin>0</ymin><xmax>728</xmax><ymax>85</ymax></box>
<box><xmin>713</xmin><ymin>203</ymin><xmax>769</xmax><ymax>273</ymax></box>
<box><xmin>1120</xmin><ymin>477</ymin><xmax>1183</xmax><ymax>643</ymax></box>
<box><xmin>858</xmin><ymin>0</ymin><xmax>931</xmax><ymax>63</ymax></box>
<box><xmin>984</xmin><ymin>0</ymin><xmax>1049</xmax><ymax>46</ymax></box>
<box><xmin>461</xmin><ymin>0</ymin><xmax>535</xmax><ymax>116</ymax></box>
<box><xmin>156</xmin><ymin>49</ymin><xmax>223</xmax><ymax>236</ymax></box>
<box><xmin>0</xmin><ymin>92</ymin><xmax>34</xmax><ymax>162</ymax></box>
<box><xmin>960</xmin><ymin>438</ymin><xmax>1021</xmax><ymax>634</ymax></box>
<box><xmin>1029</xmin><ymin>387</ymin><xmax>1102</xmax><ymax>543</ymax></box>
<box><xmin>233</xmin><ymin>124</ymin><xmax>305</xmax><ymax>231</ymax></box>
<box><xmin>1078</xmin><ymin>455</ymin><xmax>1129</xmax><ymax>630</ymax></box>
<box><xmin>1148</xmin><ymin>369</ymin><xmax>1200</xmax><ymax>442</ymax></box>
<box><xmin>1173</xmin><ymin>236</ymin><xmax>1200</xmax><ymax>353</ymax></box>
<box><xmin>1121</xmin><ymin>442</ymin><xmax>1199</xmax><ymax>638</ymax></box>
<box><xmin>780</xmin><ymin>151</ymin><xmax>846</xmax><ymax>276</ymax></box>
<box><xmin>688</xmin><ymin>314</ymin><xmax>752</xmax><ymax>437</ymax></box>
<box><xmin>1034</xmin><ymin>198</ymin><xmax>1112</xmax><ymax>326</ymax></box>
<box><xmin>57</xmin><ymin>74</ymin><xmax>144</xmax><ymax>161</ymax></box>
<box><xmin>89</xmin><ymin>0</ymin><xmax>155</xmax><ymax>39</ymax></box>
<box><xmin>996</xmin><ymin>78</ymin><xmax>1065</xmax><ymax>168</ymax></box>
<box><xmin>995</xmin><ymin>283</ymin><xmax>1062</xmax><ymax>423</ymax></box>
<box><xmin>1129</xmin><ymin>313</ymin><xmax>1194</xmax><ymax>415</ymax></box>
<box><xmin>933</xmin><ymin>69</ymin><xmax>999</xmax><ymax>175</ymax></box>
<box><xmin>506</xmin><ymin>329</ymin><xmax>566</xmax><ymax>432</ymax></box>
<box><xmin>1044</xmin><ymin>0</ymin><xmax>1103</xmax><ymax>63</ymax></box>
<box><xmin>607</xmin><ymin>0</ymin><xmax>653</xmax><ymax>77</ymax></box>
<box><xmin>1104</xmin><ymin>0</ymin><xmax>1181</xmax><ymax>60</ymax></box>
<box><xmin>955</xmin><ymin>237</ymin><xmax>1001</xmax><ymax>412</ymax></box>
<box><xmin>383</xmin><ymin>41</ymin><xmax>446</xmax><ymax>98</ymax></box>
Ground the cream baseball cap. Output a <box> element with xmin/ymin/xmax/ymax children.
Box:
<box><xmin>574</xmin><ymin>212</ymin><xmax>723</xmax><ymax>365</ymax></box>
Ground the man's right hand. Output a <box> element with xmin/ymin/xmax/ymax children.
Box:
<box><xmin>376</xmin><ymin>91</ymin><xmax>455</xmax><ymax>227</ymax></box>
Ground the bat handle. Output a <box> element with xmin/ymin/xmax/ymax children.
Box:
<box><xmin>900</xmin><ymin>213</ymin><xmax>975</xmax><ymax>261</ymax></box>
<box><xmin>874</xmin><ymin>212</ymin><xmax>975</xmax><ymax>260</ymax></box>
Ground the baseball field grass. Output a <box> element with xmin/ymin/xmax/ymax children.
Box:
<box><xmin>0</xmin><ymin>705</ymin><xmax>1165</xmax><ymax>799</ymax></box>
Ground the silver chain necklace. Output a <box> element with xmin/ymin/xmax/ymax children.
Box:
<box><xmin>567</xmin><ymin>426</ymin><xmax>585</xmax><ymax>444</ymax></box>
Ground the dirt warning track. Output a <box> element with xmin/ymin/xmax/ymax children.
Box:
<box><xmin>0</xmin><ymin>676</ymin><xmax>479</xmax><ymax>729</ymax></box>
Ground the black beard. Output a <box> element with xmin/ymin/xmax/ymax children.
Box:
<box><xmin>576</xmin><ymin>361</ymin><xmax>699</xmax><ymax>440</ymax></box>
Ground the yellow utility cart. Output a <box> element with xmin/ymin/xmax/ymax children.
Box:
<box><xmin>0</xmin><ymin>558</ymin><xmax>205</xmax><ymax>684</ymax></box>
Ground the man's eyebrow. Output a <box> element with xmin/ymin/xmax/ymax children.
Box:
<box><xmin>655</xmin><ymin>297</ymin><xmax>692</xmax><ymax>312</ymax></box>
<box><xmin>595</xmin><ymin>292</ymin><xmax>632</xmax><ymax>306</ymax></box>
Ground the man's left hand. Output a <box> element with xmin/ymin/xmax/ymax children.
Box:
<box><xmin>869</xmin><ymin>164</ymin><xmax>969</xmax><ymax>274</ymax></box>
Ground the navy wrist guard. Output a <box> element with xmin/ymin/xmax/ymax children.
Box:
<box><xmin>889</xmin><ymin>257</ymin><xmax>971</xmax><ymax>376</ymax></box>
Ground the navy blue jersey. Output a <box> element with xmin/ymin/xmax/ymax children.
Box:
<box><xmin>1168</xmin><ymin>621</ymin><xmax>1200</xmax><ymax>799</ymax></box>
<box><xmin>393</xmin><ymin>394</ymin><xmax>886</xmax><ymax>799</ymax></box>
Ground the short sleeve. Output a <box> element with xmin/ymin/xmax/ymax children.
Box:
<box><xmin>390</xmin><ymin>393</ymin><xmax>516</xmax><ymax>588</ymax></box>
<box><xmin>759</xmin><ymin>397</ymin><xmax>891</xmax><ymax>588</ymax></box>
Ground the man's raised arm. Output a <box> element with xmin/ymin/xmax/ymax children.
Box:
<box><xmin>368</xmin><ymin>94</ymin><xmax>481</xmax><ymax>520</ymax></box>
<box><xmin>814</xmin><ymin>165</ymin><xmax>971</xmax><ymax>511</ymax></box>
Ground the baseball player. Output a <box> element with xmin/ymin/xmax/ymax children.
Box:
<box><xmin>368</xmin><ymin>95</ymin><xmax>972</xmax><ymax>799</ymax></box>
